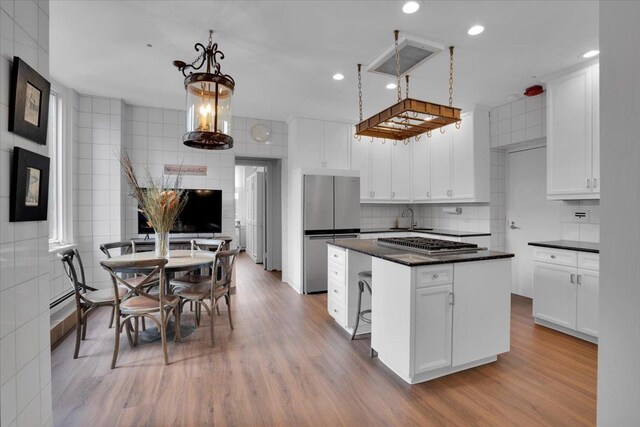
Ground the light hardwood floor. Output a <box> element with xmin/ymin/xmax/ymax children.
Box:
<box><xmin>51</xmin><ymin>253</ymin><xmax>597</xmax><ymax>426</ymax></box>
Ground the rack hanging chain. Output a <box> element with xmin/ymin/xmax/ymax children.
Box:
<box><xmin>395</xmin><ymin>30</ymin><xmax>401</xmax><ymax>102</ymax></box>
<box><xmin>406</xmin><ymin>75</ymin><xmax>410</xmax><ymax>99</ymax></box>
<box><xmin>449</xmin><ymin>46</ymin><xmax>454</xmax><ymax>108</ymax></box>
<box><xmin>358</xmin><ymin>64</ymin><xmax>363</xmax><ymax>122</ymax></box>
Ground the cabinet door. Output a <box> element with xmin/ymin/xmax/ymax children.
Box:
<box><xmin>591</xmin><ymin>63</ymin><xmax>600</xmax><ymax>195</ymax></box>
<box><xmin>412</xmin><ymin>139</ymin><xmax>431</xmax><ymax>201</ymax></box>
<box><xmin>324</xmin><ymin>122</ymin><xmax>350</xmax><ymax>170</ymax></box>
<box><xmin>533</xmin><ymin>262</ymin><xmax>577</xmax><ymax>329</ymax></box>
<box><xmin>547</xmin><ymin>67</ymin><xmax>593</xmax><ymax>197</ymax></box>
<box><xmin>370</xmin><ymin>141</ymin><xmax>392</xmax><ymax>200</ymax></box>
<box><xmin>576</xmin><ymin>269</ymin><xmax>599</xmax><ymax>337</ymax></box>
<box><xmin>413</xmin><ymin>284</ymin><xmax>453</xmax><ymax>374</ymax></box>
<box><xmin>391</xmin><ymin>142</ymin><xmax>412</xmax><ymax>202</ymax></box>
<box><xmin>429</xmin><ymin>130</ymin><xmax>452</xmax><ymax>200</ymax></box>
<box><xmin>451</xmin><ymin>114</ymin><xmax>475</xmax><ymax>200</ymax></box>
<box><xmin>350</xmin><ymin>136</ymin><xmax>372</xmax><ymax>201</ymax></box>
<box><xmin>296</xmin><ymin>118</ymin><xmax>324</xmax><ymax>168</ymax></box>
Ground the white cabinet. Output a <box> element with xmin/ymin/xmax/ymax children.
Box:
<box><xmin>350</xmin><ymin>136</ymin><xmax>372</xmax><ymax>201</ymax></box>
<box><xmin>391</xmin><ymin>142</ymin><xmax>412</xmax><ymax>202</ymax></box>
<box><xmin>370</xmin><ymin>142</ymin><xmax>392</xmax><ymax>200</ymax></box>
<box><xmin>289</xmin><ymin>117</ymin><xmax>351</xmax><ymax>170</ymax></box>
<box><xmin>412</xmin><ymin>139</ymin><xmax>431</xmax><ymax>201</ymax></box>
<box><xmin>428</xmin><ymin>110</ymin><xmax>490</xmax><ymax>203</ymax></box>
<box><xmin>546</xmin><ymin>62</ymin><xmax>600</xmax><ymax>199</ymax></box>
<box><xmin>413</xmin><ymin>284</ymin><xmax>453</xmax><ymax>373</ymax></box>
<box><xmin>532</xmin><ymin>247</ymin><xmax>599</xmax><ymax>341</ymax></box>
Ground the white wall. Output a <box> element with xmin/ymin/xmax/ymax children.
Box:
<box><xmin>0</xmin><ymin>0</ymin><xmax>53</xmax><ymax>425</ymax></box>
<box><xmin>598</xmin><ymin>2</ymin><xmax>640</xmax><ymax>424</ymax></box>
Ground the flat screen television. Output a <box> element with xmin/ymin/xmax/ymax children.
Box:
<box><xmin>137</xmin><ymin>189</ymin><xmax>222</xmax><ymax>234</ymax></box>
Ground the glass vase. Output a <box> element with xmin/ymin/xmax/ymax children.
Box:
<box><xmin>155</xmin><ymin>232</ymin><xmax>170</xmax><ymax>259</ymax></box>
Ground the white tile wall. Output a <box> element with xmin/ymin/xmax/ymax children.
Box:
<box><xmin>0</xmin><ymin>0</ymin><xmax>52</xmax><ymax>425</ymax></box>
<box><xmin>490</xmin><ymin>94</ymin><xmax>546</xmax><ymax>147</ymax></box>
<box><xmin>559</xmin><ymin>200</ymin><xmax>601</xmax><ymax>243</ymax></box>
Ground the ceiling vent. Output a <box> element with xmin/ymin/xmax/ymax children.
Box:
<box><xmin>367</xmin><ymin>33</ymin><xmax>444</xmax><ymax>76</ymax></box>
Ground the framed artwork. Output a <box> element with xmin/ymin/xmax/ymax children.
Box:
<box><xmin>10</xmin><ymin>147</ymin><xmax>50</xmax><ymax>222</ymax></box>
<box><xmin>8</xmin><ymin>57</ymin><xmax>51</xmax><ymax>145</ymax></box>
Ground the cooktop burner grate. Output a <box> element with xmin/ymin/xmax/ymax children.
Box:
<box><xmin>377</xmin><ymin>236</ymin><xmax>480</xmax><ymax>253</ymax></box>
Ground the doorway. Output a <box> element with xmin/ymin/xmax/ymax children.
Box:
<box><xmin>506</xmin><ymin>146</ymin><xmax>563</xmax><ymax>297</ymax></box>
<box><xmin>235</xmin><ymin>158</ymin><xmax>283</xmax><ymax>271</ymax></box>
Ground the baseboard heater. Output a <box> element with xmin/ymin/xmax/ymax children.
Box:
<box><xmin>49</xmin><ymin>290</ymin><xmax>75</xmax><ymax>310</ymax></box>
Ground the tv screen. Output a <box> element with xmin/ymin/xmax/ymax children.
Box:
<box><xmin>137</xmin><ymin>189</ymin><xmax>222</xmax><ymax>234</ymax></box>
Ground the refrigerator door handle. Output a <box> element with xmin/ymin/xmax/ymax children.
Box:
<box><xmin>307</xmin><ymin>235</ymin><xmax>334</xmax><ymax>240</ymax></box>
<box><xmin>334</xmin><ymin>234</ymin><xmax>359</xmax><ymax>239</ymax></box>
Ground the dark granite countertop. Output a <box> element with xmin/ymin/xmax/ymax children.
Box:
<box><xmin>528</xmin><ymin>240</ymin><xmax>599</xmax><ymax>254</ymax></box>
<box><xmin>328</xmin><ymin>239</ymin><xmax>513</xmax><ymax>267</ymax></box>
<box><xmin>360</xmin><ymin>228</ymin><xmax>491</xmax><ymax>238</ymax></box>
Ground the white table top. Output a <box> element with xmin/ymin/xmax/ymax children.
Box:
<box><xmin>108</xmin><ymin>249</ymin><xmax>216</xmax><ymax>270</ymax></box>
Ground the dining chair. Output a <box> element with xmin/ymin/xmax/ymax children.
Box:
<box><xmin>59</xmin><ymin>248</ymin><xmax>127</xmax><ymax>359</ymax></box>
<box><xmin>100</xmin><ymin>241</ymin><xmax>160</xmax><ymax>291</ymax></box>
<box><xmin>175</xmin><ymin>248</ymin><xmax>240</xmax><ymax>346</ymax></box>
<box><xmin>100</xmin><ymin>257</ymin><xmax>182</xmax><ymax>368</ymax></box>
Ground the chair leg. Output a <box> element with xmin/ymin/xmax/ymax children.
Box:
<box><xmin>134</xmin><ymin>317</ymin><xmax>139</xmax><ymax>346</ymax></box>
<box><xmin>109</xmin><ymin>306</ymin><xmax>115</xmax><ymax>329</ymax></box>
<box><xmin>210</xmin><ymin>303</ymin><xmax>215</xmax><ymax>347</ymax></box>
<box><xmin>195</xmin><ymin>303</ymin><xmax>201</xmax><ymax>327</ymax></box>
<box><xmin>160</xmin><ymin>311</ymin><xmax>169</xmax><ymax>365</ymax></box>
<box><xmin>216</xmin><ymin>304</ymin><xmax>221</xmax><ymax>316</ymax></box>
<box><xmin>125</xmin><ymin>319</ymin><xmax>135</xmax><ymax>348</ymax></box>
<box><xmin>111</xmin><ymin>315</ymin><xmax>120</xmax><ymax>369</ymax></box>
<box><xmin>73</xmin><ymin>310</ymin><xmax>83</xmax><ymax>359</ymax></box>
<box><xmin>141</xmin><ymin>317</ymin><xmax>146</xmax><ymax>331</ymax></box>
<box><xmin>174</xmin><ymin>307</ymin><xmax>182</xmax><ymax>343</ymax></box>
<box><xmin>351</xmin><ymin>282</ymin><xmax>364</xmax><ymax>341</ymax></box>
<box><xmin>225</xmin><ymin>294</ymin><xmax>234</xmax><ymax>330</ymax></box>
<box><xmin>81</xmin><ymin>314</ymin><xmax>88</xmax><ymax>340</ymax></box>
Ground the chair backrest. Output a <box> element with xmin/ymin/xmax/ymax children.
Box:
<box><xmin>59</xmin><ymin>248</ymin><xmax>96</xmax><ymax>307</ymax></box>
<box><xmin>214</xmin><ymin>247</ymin><xmax>240</xmax><ymax>289</ymax></box>
<box><xmin>191</xmin><ymin>238</ymin><xmax>225</xmax><ymax>252</ymax></box>
<box><xmin>100</xmin><ymin>257</ymin><xmax>168</xmax><ymax>307</ymax></box>
<box><xmin>99</xmin><ymin>241</ymin><xmax>134</xmax><ymax>258</ymax></box>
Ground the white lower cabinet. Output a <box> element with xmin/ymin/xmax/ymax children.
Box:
<box><xmin>532</xmin><ymin>247</ymin><xmax>599</xmax><ymax>341</ymax></box>
<box><xmin>413</xmin><ymin>284</ymin><xmax>453</xmax><ymax>373</ymax></box>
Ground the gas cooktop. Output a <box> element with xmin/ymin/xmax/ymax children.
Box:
<box><xmin>377</xmin><ymin>236</ymin><xmax>485</xmax><ymax>254</ymax></box>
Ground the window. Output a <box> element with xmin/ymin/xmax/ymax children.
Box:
<box><xmin>48</xmin><ymin>89</ymin><xmax>72</xmax><ymax>247</ymax></box>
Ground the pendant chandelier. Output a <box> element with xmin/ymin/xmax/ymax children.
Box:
<box><xmin>355</xmin><ymin>30</ymin><xmax>461</xmax><ymax>144</ymax></box>
<box><xmin>173</xmin><ymin>30</ymin><xmax>235</xmax><ymax>150</ymax></box>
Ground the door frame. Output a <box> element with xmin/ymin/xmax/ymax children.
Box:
<box><xmin>236</xmin><ymin>158</ymin><xmax>283</xmax><ymax>271</ymax></box>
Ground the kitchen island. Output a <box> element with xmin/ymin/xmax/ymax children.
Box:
<box><xmin>327</xmin><ymin>238</ymin><xmax>514</xmax><ymax>384</ymax></box>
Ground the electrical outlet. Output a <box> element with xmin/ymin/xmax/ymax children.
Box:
<box><xmin>573</xmin><ymin>210</ymin><xmax>591</xmax><ymax>223</ymax></box>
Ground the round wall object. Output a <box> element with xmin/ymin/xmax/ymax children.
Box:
<box><xmin>250</xmin><ymin>123</ymin><xmax>271</xmax><ymax>143</ymax></box>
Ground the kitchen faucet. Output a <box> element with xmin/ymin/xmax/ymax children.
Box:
<box><xmin>401</xmin><ymin>207</ymin><xmax>415</xmax><ymax>231</ymax></box>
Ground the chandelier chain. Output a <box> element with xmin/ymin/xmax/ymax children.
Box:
<box><xmin>449</xmin><ymin>46</ymin><xmax>454</xmax><ymax>107</ymax></box>
<box><xmin>395</xmin><ymin>30</ymin><xmax>401</xmax><ymax>102</ymax></box>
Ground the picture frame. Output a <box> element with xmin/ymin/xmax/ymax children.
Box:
<box><xmin>10</xmin><ymin>147</ymin><xmax>50</xmax><ymax>222</ymax></box>
<box><xmin>8</xmin><ymin>57</ymin><xmax>51</xmax><ymax>145</ymax></box>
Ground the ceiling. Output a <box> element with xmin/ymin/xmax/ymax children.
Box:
<box><xmin>50</xmin><ymin>1</ymin><xmax>598</xmax><ymax>123</ymax></box>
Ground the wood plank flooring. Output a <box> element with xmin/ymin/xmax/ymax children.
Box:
<box><xmin>51</xmin><ymin>253</ymin><xmax>597</xmax><ymax>426</ymax></box>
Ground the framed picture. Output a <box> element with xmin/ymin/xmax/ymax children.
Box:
<box><xmin>10</xmin><ymin>147</ymin><xmax>50</xmax><ymax>222</ymax></box>
<box><xmin>8</xmin><ymin>57</ymin><xmax>51</xmax><ymax>145</ymax></box>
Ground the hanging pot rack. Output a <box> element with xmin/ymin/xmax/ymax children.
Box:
<box><xmin>355</xmin><ymin>30</ymin><xmax>461</xmax><ymax>142</ymax></box>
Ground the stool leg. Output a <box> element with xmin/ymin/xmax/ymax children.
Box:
<box><xmin>350</xmin><ymin>281</ymin><xmax>364</xmax><ymax>340</ymax></box>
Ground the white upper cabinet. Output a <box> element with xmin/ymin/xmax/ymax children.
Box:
<box><xmin>429</xmin><ymin>129</ymin><xmax>452</xmax><ymax>200</ymax></box>
<box><xmin>546</xmin><ymin>62</ymin><xmax>600</xmax><ymax>199</ymax></box>
<box><xmin>350</xmin><ymin>136</ymin><xmax>372</xmax><ymax>201</ymax></box>
<box><xmin>370</xmin><ymin>141</ymin><xmax>392</xmax><ymax>201</ymax></box>
<box><xmin>391</xmin><ymin>142</ymin><xmax>412</xmax><ymax>202</ymax></box>
<box><xmin>412</xmin><ymin>139</ymin><xmax>431</xmax><ymax>201</ymax></box>
<box><xmin>451</xmin><ymin>114</ymin><xmax>476</xmax><ymax>200</ymax></box>
<box><xmin>289</xmin><ymin>117</ymin><xmax>351</xmax><ymax>170</ymax></box>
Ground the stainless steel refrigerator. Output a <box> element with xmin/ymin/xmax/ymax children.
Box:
<box><xmin>303</xmin><ymin>174</ymin><xmax>360</xmax><ymax>293</ymax></box>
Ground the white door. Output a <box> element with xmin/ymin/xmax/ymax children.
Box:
<box><xmin>429</xmin><ymin>130</ymin><xmax>452</xmax><ymax>200</ymax></box>
<box><xmin>350</xmin><ymin>136</ymin><xmax>372</xmax><ymax>201</ymax></box>
<box><xmin>451</xmin><ymin>115</ymin><xmax>475</xmax><ymax>200</ymax></box>
<box><xmin>533</xmin><ymin>262</ymin><xmax>577</xmax><ymax>329</ymax></box>
<box><xmin>296</xmin><ymin>118</ymin><xmax>324</xmax><ymax>168</ymax></box>
<box><xmin>576</xmin><ymin>268</ymin><xmax>599</xmax><ymax>337</ymax></box>
<box><xmin>547</xmin><ymin>67</ymin><xmax>593</xmax><ymax>196</ymax></box>
<box><xmin>412</xmin><ymin>139</ymin><xmax>431</xmax><ymax>201</ymax></box>
<box><xmin>391</xmin><ymin>142</ymin><xmax>412</xmax><ymax>202</ymax></box>
<box><xmin>413</xmin><ymin>284</ymin><xmax>453</xmax><ymax>374</ymax></box>
<box><xmin>324</xmin><ymin>122</ymin><xmax>350</xmax><ymax>170</ymax></box>
<box><xmin>507</xmin><ymin>147</ymin><xmax>563</xmax><ymax>297</ymax></box>
<box><xmin>370</xmin><ymin>142</ymin><xmax>392</xmax><ymax>200</ymax></box>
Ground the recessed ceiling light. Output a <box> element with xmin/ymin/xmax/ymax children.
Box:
<box><xmin>402</xmin><ymin>1</ymin><xmax>420</xmax><ymax>14</ymax></box>
<box><xmin>467</xmin><ymin>25</ymin><xmax>485</xmax><ymax>36</ymax></box>
<box><xmin>333</xmin><ymin>73</ymin><xmax>344</xmax><ymax>81</ymax></box>
<box><xmin>582</xmin><ymin>50</ymin><xmax>599</xmax><ymax>58</ymax></box>
<box><xmin>386</xmin><ymin>83</ymin><xmax>397</xmax><ymax>90</ymax></box>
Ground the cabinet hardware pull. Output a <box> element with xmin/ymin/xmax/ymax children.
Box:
<box><xmin>449</xmin><ymin>293</ymin><xmax>455</xmax><ymax>306</ymax></box>
<box><xmin>550</xmin><ymin>255</ymin><xmax>556</xmax><ymax>259</ymax></box>
<box><xmin>593</xmin><ymin>178</ymin><xmax>598</xmax><ymax>188</ymax></box>
<box><xmin>577</xmin><ymin>274</ymin><xmax>582</xmax><ymax>285</ymax></box>
<box><xmin>432</xmin><ymin>273</ymin><xmax>439</xmax><ymax>279</ymax></box>
<box><xmin>334</xmin><ymin>254</ymin><xmax>338</xmax><ymax>258</ymax></box>
<box><xmin>570</xmin><ymin>273</ymin><xmax>575</xmax><ymax>284</ymax></box>
<box><xmin>586</xmin><ymin>179</ymin><xmax>591</xmax><ymax>189</ymax></box>
<box><xmin>392</xmin><ymin>192</ymin><xmax>395</xmax><ymax>198</ymax></box>
<box><xmin>427</xmin><ymin>192</ymin><xmax>430</xmax><ymax>198</ymax></box>
<box><xmin>334</xmin><ymin>289</ymin><xmax>338</xmax><ymax>293</ymax></box>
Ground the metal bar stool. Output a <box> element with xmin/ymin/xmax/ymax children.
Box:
<box><xmin>351</xmin><ymin>270</ymin><xmax>374</xmax><ymax>357</ymax></box>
